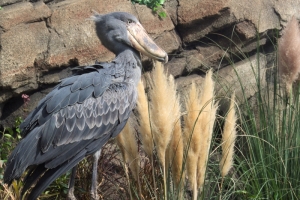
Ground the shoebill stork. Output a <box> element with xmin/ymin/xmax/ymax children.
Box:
<box><xmin>3</xmin><ymin>12</ymin><xmax>168</xmax><ymax>200</ymax></box>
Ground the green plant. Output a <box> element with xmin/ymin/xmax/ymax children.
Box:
<box><xmin>0</xmin><ymin>117</ymin><xmax>23</xmax><ymax>200</ymax></box>
<box><xmin>41</xmin><ymin>171</ymin><xmax>71</xmax><ymax>199</ymax></box>
<box><xmin>0</xmin><ymin>117</ymin><xmax>23</xmax><ymax>177</ymax></box>
<box><xmin>234</xmin><ymin>64</ymin><xmax>300</xmax><ymax>199</ymax></box>
<box><xmin>131</xmin><ymin>0</ymin><xmax>167</xmax><ymax>18</ymax></box>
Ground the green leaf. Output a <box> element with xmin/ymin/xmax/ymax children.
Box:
<box><xmin>60</xmin><ymin>183</ymin><xmax>68</xmax><ymax>188</ymax></box>
<box><xmin>6</xmin><ymin>128</ymin><xmax>13</xmax><ymax>135</ymax></box>
<box><xmin>158</xmin><ymin>11</ymin><xmax>167</xmax><ymax>18</ymax></box>
<box><xmin>4</xmin><ymin>133</ymin><xmax>13</xmax><ymax>138</ymax></box>
<box><xmin>6</xmin><ymin>142</ymin><xmax>12</xmax><ymax>146</ymax></box>
<box><xmin>235</xmin><ymin>190</ymin><xmax>248</xmax><ymax>194</ymax></box>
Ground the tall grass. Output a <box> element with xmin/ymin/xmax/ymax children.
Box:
<box><xmin>233</xmin><ymin>17</ymin><xmax>300</xmax><ymax>199</ymax></box>
<box><xmin>235</xmin><ymin>69</ymin><xmax>300</xmax><ymax>199</ymax></box>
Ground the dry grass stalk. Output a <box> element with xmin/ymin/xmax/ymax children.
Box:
<box><xmin>116</xmin><ymin>120</ymin><xmax>141</xmax><ymax>198</ymax></box>
<box><xmin>136</xmin><ymin>80</ymin><xmax>154</xmax><ymax>159</ymax></box>
<box><xmin>196</xmin><ymin>106</ymin><xmax>218</xmax><ymax>192</ymax></box>
<box><xmin>183</xmin><ymin>82</ymin><xmax>203</xmax><ymax>199</ymax></box>
<box><xmin>148</xmin><ymin>62</ymin><xmax>178</xmax><ymax>162</ymax></box>
<box><xmin>196</xmin><ymin>70</ymin><xmax>218</xmax><ymax>192</ymax></box>
<box><xmin>136</xmin><ymin>79</ymin><xmax>157</xmax><ymax>196</ymax></box>
<box><xmin>278</xmin><ymin>16</ymin><xmax>300</xmax><ymax>94</ymax></box>
<box><xmin>165</xmin><ymin>76</ymin><xmax>184</xmax><ymax>192</ymax></box>
<box><xmin>0</xmin><ymin>181</ymin><xmax>16</xmax><ymax>200</ymax></box>
<box><xmin>220</xmin><ymin>93</ymin><xmax>237</xmax><ymax>178</ymax></box>
<box><xmin>167</xmin><ymin>119</ymin><xmax>184</xmax><ymax>189</ymax></box>
<box><xmin>148</xmin><ymin>61</ymin><xmax>179</xmax><ymax>199</ymax></box>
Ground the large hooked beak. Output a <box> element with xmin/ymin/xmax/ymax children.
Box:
<box><xmin>127</xmin><ymin>22</ymin><xmax>168</xmax><ymax>63</ymax></box>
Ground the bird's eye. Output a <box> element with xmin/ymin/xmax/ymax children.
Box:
<box><xmin>127</xmin><ymin>19</ymin><xmax>133</xmax><ymax>24</ymax></box>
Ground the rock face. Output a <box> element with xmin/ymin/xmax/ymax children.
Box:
<box><xmin>215</xmin><ymin>53</ymin><xmax>267</xmax><ymax>104</ymax></box>
<box><xmin>0</xmin><ymin>0</ymin><xmax>299</xmax><ymax>127</ymax></box>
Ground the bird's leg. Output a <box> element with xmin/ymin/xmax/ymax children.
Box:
<box><xmin>67</xmin><ymin>165</ymin><xmax>77</xmax><ymax>200</ymax></box>
<box><xmin>91</xmin><ymin>149</ymin><xmax>101</xmax><ymax>200</ymax></box>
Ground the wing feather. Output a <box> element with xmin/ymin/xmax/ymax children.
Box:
<box><xmin>76</xmin><ymin>115</ymin><xmax>86</xmax><ymax>130</ymax></box>
<box><xmin>80</xmin><ymin>77</ymin><xmax>93</xmax><ymax>89</ymax></box>
<box><xmin>71</xmin><ymin>80</ymin><xmax>81</xmax><ymax>92</ymax></box>
<box><xmin>95</xmin><ymin>115</ymin><xmax>103</xmax><ymax>128</ymax></box>
<box><xmin>60</xmin><ymin>76</ymin><xmax>78</xmax><ymax>87</ymax></box>
<box><xmin>55</xmin><ymin>112</ymin><xmax>64</xmax><ymax>128</ymax></box>
<box><xmin>75</xmin><ymin>104</ymin><xmax>84</xmax><ymax>118</ymax></box>
<box><xmin>41</xmin><ymin>116</ymin><xmax>57</xmax><ymax>152</ymax></box>
<box><xmin>59</xmin><ymin>93</ymin><xmax>71</xmax><ymax>109</ymax></box>
<box><xmin>46</xmin><ymin>86</ymin><xmax>71</xmax><ymax>113</ymax></box>
<box><xmin>67</xmin><ymin>106</ymin><xmax>76</xmax><ymax>119</ymax></box>
<box><xmin>65</xmin><ymin>116</ymin><xmax>76</xmax><ymax>132</ymax></box>
<box><xmin>78</xmin><ymin>85</ymin><xmax>94</xmax><ymax>103</ymax></box>
<box><xmin>53</xmin><ymin>122</ymin><xmax>66</xmax><ymax>145</ymax></box>
<box><xmin>68</xmin><ymin>90</ymin><xmax>80</xmax><ymax>106</ymax></box>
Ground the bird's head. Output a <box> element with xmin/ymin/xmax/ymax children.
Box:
<box><xmin>92</xmin><ymin>12</ymin><xmax>168</xmax><ymax>63</ymax></box>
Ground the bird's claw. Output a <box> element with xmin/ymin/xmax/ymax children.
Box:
<box><xmin>67</xmin><ymin>188</ymin><xmax>77</xmax><ymax>200</ymax></box>
<box><xmin>91</xmin><ymin>192</ymin><xmax>99</xmax><ymax>200</ymax></box>
<box><xmin>66</xmin><ymin>194</ymin><xmax>77</xmax><ymax>200</ymax></box>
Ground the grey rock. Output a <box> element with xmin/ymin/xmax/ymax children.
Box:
<box><xmin>215</xmin><ymin>53</ymin><xmax>267</xmax><ymax>105</ymax></box>
<box><xmin>0</xmin><ymin>2</ymin><xmax>51</xmax><ymax>31</ymax></box>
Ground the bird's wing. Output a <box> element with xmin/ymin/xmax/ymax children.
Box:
<box><xmin>31</xmin><ymin>81</ymin><xmax>136</xmax><ymax>170</ymax></box>
<box><xmin>41</xmin><ymin>81</ymin><xmax>136</xmax><ymax>152</ymax></box>
<box><xmin>20</xmin><ymin>63</ymin><xmax>136</xmax><ymax>153</ymax></box>
<box><xmin>20</xmin><ymin>64</ymin><xmax>116</xmax><ymax>136</ymax></box>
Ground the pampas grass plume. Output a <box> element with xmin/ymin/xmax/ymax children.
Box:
<box><xmin>148</xmin><ymin>61</ymin><xmax>178</xmax><ymax>166</ymax></box>
<box><xmin>165</xmin><ymin>76</ymin><xmax>184</xmax><ymax>190</ymax></box>
<box><xmin>220</xmin><ymin>92</ymin><xmax>237</xmax><ymax>178</ymax></box>
<box><xmin>136</xmin><ymin>79</ymin><xmax>158</xmax><ymax>195</ymax></box>
<box><xmin>278</xmin><ymin>16</ymin><xmax>300</xmax><ymax>93</ymax></box>
<box><xmin>184</xmin><ymin>82</ymin><xmax>202</xmax><ymax>196</ymax></box>
<box><xmin>196</xmin><ymin>70</ymin><xmax>217</xmax><ymax>191</ymax></box>
<box><xmin>148</xmin><ymin>61</ymin><xmax>179</xmax><ymax>199</ymax></box>
<box><xmin>136</xmin><ymin>80</ymin><xmax>154</xmax><ymax>158</ymax></box>
<box><xmin>116</xmin><ymin>120</ymin><xmax>140</xmax><ymax>181</ymax></box>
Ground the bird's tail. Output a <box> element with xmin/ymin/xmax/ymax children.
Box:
<box><xmin>24</xmin><ymin>150</ymin><xmax>86</xmax><ymax>200</ymax></box>
<box><xmin>3</xmin><ymin>127</ymin><xmax>41</xmax><ymax>185</ymax></box>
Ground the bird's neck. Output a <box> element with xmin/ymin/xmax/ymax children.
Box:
<box><xmin>113</xmin><ymin>49</ymin><xmax>142</xmax><ymax>86</ymax></box>
<box><xmin>115</xmin><ymin>48</ymin><xmax>141</xmax><ymax>65</ymax></box>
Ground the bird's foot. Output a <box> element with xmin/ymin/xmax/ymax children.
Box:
<box><xmin>66</xmin><ymin>192</ymin><xmax>77</xmax><ymax>200</ymax></box>
<box><xmin>90</xmin><ymin>192</ymin><xmax>99</xmax><ymax>200</ymax></box>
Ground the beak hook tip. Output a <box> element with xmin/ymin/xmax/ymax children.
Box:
<box><xmin>164</xmin><ymin>54</ymin><xmax>168</xmax><ymax>64</ymax></box>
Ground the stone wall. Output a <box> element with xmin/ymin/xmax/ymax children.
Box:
<box><xmin>0</xmin><ymin>0</ymin><xmax>299</xmax><ymax>127</ymax></box>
